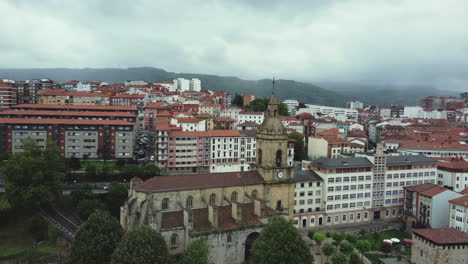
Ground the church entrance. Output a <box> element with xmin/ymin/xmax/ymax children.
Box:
<box><xmin>374</xmin><ymin>211</ymin><xmax>381</xmax><ymax>220</ymax></box>
<box><xmin>244</xmin><ymin>232</ymin><xmax>260</xmax><ymax>263</ymax></box>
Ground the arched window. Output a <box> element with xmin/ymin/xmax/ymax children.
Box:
<box><xmin>161</xmin><ymin>198</ymin><xmax>169</xmax><ymax>210</ymax></box>
<box><xmin>227</xmin><ymin>233</ymin><xmax>232</xmax><ymax>243</ymax></box>
<box><xmin>251</xmin><ymin>190</ymin><xmax>258</xmax><ymax>199</ymax></box>
<box><xmin>258</xmin><ymin>149</ymin><xmax>262</xmax><ymax>166</ymax></box>
<box><xmin>186</xmin><ymin>196</ymin><xmax>193</xmax><ymax>208</ymax></box>
<box><xmin>231</xmin><ymin>192</ymin><xmax>238</xmax><ymax>203</ymax></box>
<box><xmin>209</xmin><ymin>193</ymin><xmax>216</xmax><ymax>206</ymax></box>
<box><xmin>274</xmin><ymin>109</ymin><xmax>277</xmax><ymax>117</ymax></box>
<box><xmin>170</xmin><ymin>234</ymin><xmax>178</xmax><ymax>246</ymax></box>
<box><xmin>276</xmin><ymin>150</ymin><xmax>282</xmax><ymax>167</ymax></box>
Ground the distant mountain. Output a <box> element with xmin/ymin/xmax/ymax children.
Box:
<box><xmin>0</xmin><ymin>67</ymin><xmax>457</xmax><ymax>106</ymax></box>
<box><xmin>315</xmin><ymin>81</ymin><xmax>459</xmax><ymax>106</ymax></box>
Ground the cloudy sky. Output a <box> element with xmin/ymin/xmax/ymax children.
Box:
<box><xmin>1</xmin><ymin>0</ymin><xmax>467</xmax><ymax>90</ymax></box>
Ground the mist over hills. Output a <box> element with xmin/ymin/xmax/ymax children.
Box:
<box><xmin>0</xmin><ymin>67</ymin><xmax>456</xmax><ymax>107</ymax></box>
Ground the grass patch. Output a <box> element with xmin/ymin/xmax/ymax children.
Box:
<box><xmin>363</xmin><ymin>229</ymin><xmax>411</xmax><ymax>251</ymax></box>
<box><xmin>81</xmin><ymin>160</ymin><xmax>117</xmax><ymax>171</ymax></box>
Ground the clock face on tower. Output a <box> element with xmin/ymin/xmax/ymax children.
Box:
<box><xmin>277</xmin><ymin>171</ymin><xmax>284</xmax><ymax>179</ymax></box>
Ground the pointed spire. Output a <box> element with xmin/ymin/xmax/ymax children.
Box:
<box><xmin>270</xmin><ymin>77</ymin><xmax>279</xmax><ymax>104</ymax></box>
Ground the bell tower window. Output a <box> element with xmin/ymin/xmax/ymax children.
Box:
<box><xmin>258</xmin><ymin>149</ymin><xmax>262</xmax><ymax>166</ymax></box>
<box><xmin>276</xmin><ymin>150</ymin><xmax>282</xmax><ymax>167</ymax></box>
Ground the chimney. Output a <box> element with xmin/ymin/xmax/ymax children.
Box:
<box><xmin>232</xmin><ymin>202</ymin><xmax>243</xmax><ymax>223</ymax></box>
<box><xmin>208</xmin><ymin>205</ymin><xmax>218</xmax><ymax>228</ymax></box>
<box><xmin>254</xmin><ymin>199</ymin><xmax>265</xmax><ymax>217</ymax></box>
<box><xmin>183</xmin><ymin>209</ymin><xmax>193</xmax><ymax>231</ymax></box>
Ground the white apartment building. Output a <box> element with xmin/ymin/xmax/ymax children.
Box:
<box><xmin>171</xmin><ymin>118</ymin><xmax>206</xmax><ymax>132</ymax></box>
<box><xmin>209</xmin><ymin>130</ymin><xmax>256</xmax><ymax>173</ymax></box>
<box><xmin>295</xmin><ymin>153</ymin><xmax>438</xmax><ymax>228</ymax></box>
<box><xmin>220</xmin><ymin>107</ymin><xmax>242</xmax><ymax>121</ymax></box>
<box><xmin>404</xmin><ymin>106</ymin><xmax>448</xmax><ymax>119</ymax></box>
<box><xmin>417</xmin><ymin>187</ymin><xmax>462</xmax><ymax>228</ymax></box>
<box><xmin>437</xmin><ymin>160</ymin><xmax>468</xmax><ymax>192</ymax></box>
<box><xmin>190</xmin><ymin>78</ymin><xmax>201</xmax><ymax>92</ymax></box>
<box><xmin>173</xmin><ymin>78</ymin><xmax>190</xmax><ymax>91</ymax></box>
<box><xmin>346</xmin><ymin>101</ymin><xmax>364</xmax><ymax>110</ymax></box>
<box><xmin>449</xmin><ymin>196</ymin><xmax>468</xmax><ymax>233</ymax></box>
<box><xmin>297</xmin><ymin>104</ymin><xmax>358</xmax><ymax>121</ymax></box>
<box><xmin>293</xmin><ymin>170</ymin><xmax>325</xmax><ymax>228</ymax></box>
<box><xmin>238</xmin><ymin>111</ymin><xmax>264</xmax><ymax>126</ymax></box>
<box><xmin>283</xmin><ymin>99</ymin><xmax>299</xmax><ymax>115</ymax></box>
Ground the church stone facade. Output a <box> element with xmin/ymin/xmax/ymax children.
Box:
<box><xmin>120</xmin><ymin>93</ymin><xmax>295</xmax><ymax>264</ymax></box>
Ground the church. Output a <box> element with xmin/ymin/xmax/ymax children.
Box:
<box><xmin>120</xmin><ymin>93</ymin><xmax>296</xmax><ymax>264</ymax></box>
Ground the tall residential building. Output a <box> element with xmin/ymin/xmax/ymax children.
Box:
<box><xmin>173</xmin><ymin>78</ymin><xmax>190</xmax><ymax>91</ymax></box>
<box><xmin>449</xmin><ymin>196</ymin><xmax>468</xmax><ymax>233</ymax></box>
<box><xmin>0</xmin><ymin>118</ymin><xmax>135</xmax><ymax>159</ymax></box>
<box><xmin>283</xmin><ymin>99</ymin><xmax>299</xmax><ymax>115</ymax></box>
<box><xmin>346</xmin><ymin>101</ymin><xmax>364</xmax><ymax>110</ymax></box>
<box><xmin>16</xmin><ymin>79</ymin><xmax>61</xmax><ymax>104</ymax></box>
<box><xmin>189</xmin><ymin>78</ymin><xmax>201</xmax><ymax>92</ymax></box>
<box><xmin>0</xmin><ymin>82</ymin><xmax>17</xmax><ymax>108</ymax></box>
<box><xmin>297</xmin><ymin>104</ymin><xmax>358</xmax><ymax>121</ymax></box>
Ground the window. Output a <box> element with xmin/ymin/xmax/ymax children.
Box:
<box><xmin>276</xmin><ymin>150</ymin><xmax>282</xmax><ymax>167</ymax></box>
<box><xmin>227</xmin><ymin>234</ymin><xmax>232</xmax><ymax>243</ymax></box>
<box><xmin>171</xmin><ymin>234</ymin><xmax>178</xmax><ymax>246</ymax></box>
<box><xmin>258</xmin><ymin>149</ymin><xmax>262</xmax><ymax>165</ymax></box>
<box><xmin>209</xmin><ymin>194</ymin><xmax>216</xmax><ymax>205</ymax></box>
<box><xmin>161</xmin><ymin>198</ymin><xmax>169</xmax><ymax>210</ymax></box>
<box><xmin>186</xmin><ymin>196</ymin><xmax>193</xmax><ymax>208</ymax></box>
<box><xmin>231</xmin><ymin>192</ymin><xmax>238</xmax><ymax>203</ymax></box>
<box><xmin>252</xmin><ymin>190</ymin><xmax>258</xmax><ymax>199</ymax></box>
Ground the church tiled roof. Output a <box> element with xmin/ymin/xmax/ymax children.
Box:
<box><xmin>134</xmin><ymin>171</ymin><xmax>265</xmax><ymax>193</ymax></box>
<box><xmin>160</xmin><ymin>203</ymin><xmax>281</xmax><ymax>233</ymax></box>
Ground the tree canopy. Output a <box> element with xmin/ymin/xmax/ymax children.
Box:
<box><xmin>339</xmin><ymin>240</ymin><xmax>354</xmax><ymax>255</ymax></box>
<box><xmin>322</xmin><ymin>244</ymin><xmax>337</xmax><ymax>264</ymax></box>
<box><xmin>180</xmin><ymin>238</ymin><xmax>213</xmax><ymax>264</ymax></box>
<box><xmin>105</xmin><ymin>182</ymin><xmax>129</xmax><ymax>216</ymax></box>
<box><xmin>288</xmin><ymin>132</ymin><xmax>306</xmax><ymax>161</ymax></box>
<box><xmin>244</xmin><ymin>98</ymin><xmax>289</xmax><ymax>116</ymax></box>
<box><xmin>69</xmin><ymin>210</ymin><xmax>123</xmax><ymax>264</ymax></box>
<box><xmin>331</xmin><ymin>253</ymin><xmax>348</xmax><ymax>264</ymax></box>
<box><xmin>111</xmin><ymin>225</ymin><xmax>169</xmax><ymax>264</ymax></box>
<box><xmin>232</xmin><ymin>93</ymin><xmax>243</xmax><ymax>107</ymax></box>
<box><xmin>1</xmin><ymin>138</ymin><xmax>65</xmax><ymax>208</ymax></box>
<box><xmin>251</xmin><ymin>216</ymin><xmax>313</xmax><ymax>264</ymax></box>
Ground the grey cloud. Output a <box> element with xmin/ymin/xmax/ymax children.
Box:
<box><xmin>0</xmin><ymin>0</ymin><xmax>467</xmax><ymax>91</ymax></box>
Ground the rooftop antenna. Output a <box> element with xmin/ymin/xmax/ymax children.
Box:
<box><xmin>272</xmin><ymin>77</ymin><xmax>275</xmax><ymax>95</ymax></box>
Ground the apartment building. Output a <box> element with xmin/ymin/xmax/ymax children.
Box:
<box><xmin>171</xmin><ymin>117</ymin><xmax>206</xmax><ymax>131</ymax></box>
<box><xmin>238</xmin><ymin>111</ymin><xmax>264</xmax><ymax>125</ymax></box>
<box><xmin>38</xmin><ymin>90</ymin><xmax>111</xmax><ymax>105</ymax></box>
<box><xmin>283</xmin><ymin>99</ymin><xmax>299</xmax><ymax>115</ymax></box>
<box><xmin>220</xmin><ymin>107</ymin><xmax>241</xmax><ymax>121</ymax></box>
<box><xmin>15</xmin><ymin>79</ymin><xmax>61</xmax><ymax>104</ymax></box>
<box><xmin>0</xmin><ymin>109</ymin><xmax>137</xmax><ymax>123</ymax></box>
<box><xmin>0</xmin><ymin>82</ymin><xmax>17</xmax><ymax>108</ymax></box>
<box><xmin>449</xmin><ymin>196</ymin><xmax>468</xmax><ymax>233</ymax></box>
<box><xmin>167</xmin><ymin>131</ymin><xmax>211</xmax><ymax>174</ymax></box>
<box><xmin>293</xmin><ymin>170</ymin><xmax>325</xmax><ymax>228</ymax></box>
<box><xmin>154</xmin><ymin>123</ymin><xmax>182</xmax><ymax>169</ymax></box>
<box><xmin>308</xmin><ymin>137</ymin><xmax>364</xmax><ymax>159</ymax></box>
<box><xmin>0</xmin><ymin>118</ymin><xmax>134</xmax><ymax>159</ymax></box>
<box><xmin>110</xmin><ymin>94</ymin><xmax>145</xmax><ymax>107</ymax></box>
<box><xmin>296</xmin><ymin>104</ymin><xmax>358</xmax><ymax>121</ymax></box>
<box><xmin>296</xmin><ymin>152</ymin><xmax>438</xmax><ymax>228</ymax></box>
<box><xmin>11</xmin><ymin>104</ymin><xmax>139</xmax><ymax>115</ymax></box>
<box><xmin>437</xmin><ymin>158</ymin><xmax>468</xmax><ymax>192</ymax></box>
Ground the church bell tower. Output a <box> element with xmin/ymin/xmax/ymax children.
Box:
<box><xmin>256</xmin><ymin>88</ymin><xmax>295</xmax><ymax>218</ymax></box>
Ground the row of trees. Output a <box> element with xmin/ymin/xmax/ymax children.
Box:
<box><xmin>232</xmin><ymin>93</ymin><xmax>289</xmax><ymax>116</ymax></box>
<box><xmin>310</xmin><ymin>231</ymin><xmax>372</xmax><ymax>264</ymax></box>
<box><xmin>70</xmin><ymin>213</ymin><xmax>314</xmax><ymax>264</ymax></box>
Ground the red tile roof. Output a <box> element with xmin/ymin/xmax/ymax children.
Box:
<box><xmin>239</xmin><ymin>111</ymin><xmax>264</xmax><ymax>115</ymax></box>
<box><xmin>413</xmin><ymin>228</ymin><xmax>468</xmax><ymax>244</ymax></box>
<box><xmin>319</xmin><ymin>128</ymin><xmax>343</xmax><ymax>136</ymax></box>
<box><xmin>403</xmin><ymin>183</ymin><xmax>439</xmax><ymax>193</ymax></box>
<box><xmin>169</xmin><ymin>131</ymin><xmax>210</xmax><ymax>137</ymax></box>
<box><xmin>12</xmin><ymin>104</ymin><xmax>137</xmax><ymax>111</ymax></box>
<box><xmin>134</xmin><ymin>171</ymin><xmax>264</xmax><ymax>193</ymax></box>
<box><xmin>111</xmin><ymin>94</ymin><xmax>145</xmax><ymax>99</ymax></box>
<box><xmin>214</xmin><ymin>117</ymin><xmax>236</xmax><ymax>122</ymax></box>
<box><xmin>175</xmin><ymin>117</ymin><xmax>203</xmax><ymax>124</ymax></box>
<box><xmin>0</xmin><ymin>110</ymin><xmax>136</xmax><ymax>117</ymax></box>
<box><xmin>460</xmin><ymin>187</ymin><xmax>468</xmax><ymax>195</ymax></box>
<box><xmin>237</xmin><ymin>121</ymin><xmax>259</xmax><ymax>127</ymax></box>
<box><xmin>0</xmin><ymin>118</ymin><xmax>134</xmax><ymax>126</ymax></box>
<box><xmin>419</xmin><ymin>185</ymin><xmax>448</xmax><ymax>197</ymax></box>
<box><xmin>209</xmin><ymin>130</ymin><xmax>240</xmax><ymax>137</ymax></box>
<box><xmin>449</xmin><ymin>195</ymin><xmax>468</xmax><ymax>207</ymax></box>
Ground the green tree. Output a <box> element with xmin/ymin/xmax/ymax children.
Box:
<box><xmin>244</xmin><ymin>97</ymin><xmax>289</xmax><ymax>116</ymax></box>
<box><xmin>349</xmin><ymin>252</ymin><xmax>362</xmax><ymax>264</ymax></box>
<box><xmin>1</xmin><ymin>138</ymin><xmax>65</xmax><ymax>208</ymax></box>
<box><xmin>111</xmin><ymin>225</ymin><xmax>169</xmax><ymax>264</ymax></box>
<box><xmin>313</xmin><ymin>232</ymin><xmax>326</xmax><ymax>254</ymax></box>
<box><xmin>331</xmin><ymin>232</ymin><xmax>345</xmax><ymax>245</ymax></box>
<box><xmin>288</xmin><ymin>132</ymin><xmax>306</xmax><ymax>161</ymax></box>
<box><xmin>105</xmin><ymin>182</ymin><xmax>128</xmax><ymax>216</ymax></box>
<box><xmin>122</xmin><ymin>164</ymin><xmax>143</xmax><ymax>178</ymax></box>
<box><xmin>180</xmin><ymin>238</ymin><xmax>212</xmax><ymax>264</ymax></box>
<box><xmin>232</xmin><ymin>93</ymin><xmax>243</xmax><ymax>107</ymax></box>
<box><xmin>339</xmin><ymin>240</ymin><xmax>354</xmax><ymax>255</ymax></box>
<box><xmin>278</xmin><ymin>102</ymin><xmax>289</xmax><ymax>116</ymax></box>
<box><xmin>77</xmin><ymin>199</ymin><xmax>106</xmax><ymax>220</ymax></box>
<box><xmin>142</xmin><ymin>163</ymin><xmax>161</xmax><ymax>180</ymax></box>
<box><xmin>116</xmin><ymin>159</ymin><xmax>126</xmax><ymax>170</ymax></box>
<box><xmin>322</xmin><ymin>244</ymin><xmax>336</xmax><ymax>264</ymax></box>
<box><xmin>28</xmin><ymin>215</ymin><xmax>48</xmax><ymax>242</ymax></box>
<box><xmin>70</xmin><ymin>183</ymin><xmax>95</xmax><ymax>206</ymax></box>
<box><xmin>345</xmin><ymin>233</ymin><xmax>358</xmax><ymax>244</ymax></box>
<box><xmin>307</xmin><ymin>230</ymin><xmax>315</xmax><ymax>240</ymax></box>
<box><xmin>85</xmin><ymin>163</ymin><xmax>98</xmax><ymax>179</ymax></box>
<box><xmin>69</xmin><ymin>156</ymin><xmax>81</xmax><ymax>173</ymax></box>
<box><xmin>251</xmin><ymin>216</ymin><xmax>313</xmax><ymax>264</ymax></box>
<box><xmin>69</xmin><ymin>210</ymin><xmax>123</xmax><ymax>264</ymax></box>
<box><xmin>356</xmin><ymin>240</ymin><xmax>371</xmax><ymax>263</ymax></box>
<box><xmin>331</xmin><ymin>253</ymin><xmax>347</xmax><ymax>264</ymax></box>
